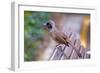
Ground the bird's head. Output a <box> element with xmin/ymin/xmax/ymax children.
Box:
<box><xmin>43</xmin><ymin>20</ymin><xmax>56</xmax><ymax>32</ymax></box>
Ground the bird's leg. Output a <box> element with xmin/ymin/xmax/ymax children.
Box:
<box><xmin>56</xmin><ymin>43</ymin><xmax>61</xmax><ymax>47</ymax></box>
<box><xmin>66</xmin><ymin>42</ymin><xmax>69</xmax><ymax>47</ymax></box>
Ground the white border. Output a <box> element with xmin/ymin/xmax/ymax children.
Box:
<box><xmin>11</xmin><ymin>2</ymin><xmax>97</xmax><ymax>71</ymax></box>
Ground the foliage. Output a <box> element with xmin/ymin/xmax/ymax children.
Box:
<box><xmin>24</xmin><ymin>11</ymin><xmax>52</xmax><ymax>61</ymax></box>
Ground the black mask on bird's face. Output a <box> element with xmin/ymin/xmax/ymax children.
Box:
<box><xmin>43</xmin><ymin>20</ymin><xmax>55</xmax><ymax>32</ymax></box>
<box><xmin>46</xmin><ymin>22</ymin><xmax>52</xmax><ymax>29</ymax></box>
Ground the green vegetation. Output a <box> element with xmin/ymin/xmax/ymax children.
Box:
<box><xmin>24</xmin><ymin>11</ymin><xmax>52</xmax><ymax>61</ymax></box>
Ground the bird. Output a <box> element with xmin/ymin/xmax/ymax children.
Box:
<box><xmin>43</xmin><ymin>20</ymin><xmax>82</xmax><ymax>58</ymax></box>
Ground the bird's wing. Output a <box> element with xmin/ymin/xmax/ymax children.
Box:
<box><xmin>54</xmin><ymin>30</ymin><xmax>70</xmax><ymax>45</ymax></box>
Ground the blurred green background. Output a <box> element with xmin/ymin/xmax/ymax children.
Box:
<box><xmin>24</xmin><ymin>11</ymin><xmax>52</xmax><ymax>61</ymax></box>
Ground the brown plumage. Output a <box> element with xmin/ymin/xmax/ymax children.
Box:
<box><xmin>50</xmin><ymin>28</ymin><xmax>70</xmax><ymax>46</ymax></box>
<box><xmin>43</xmin><ymin>20</ymin><xmax>82</xmax><ymax>58</ymax></box>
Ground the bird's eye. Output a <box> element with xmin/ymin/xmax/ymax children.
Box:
<box><xmin>46</xmin><ymin>22</ymin><xmax>52</xmax><ymax>29</ymax></box>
